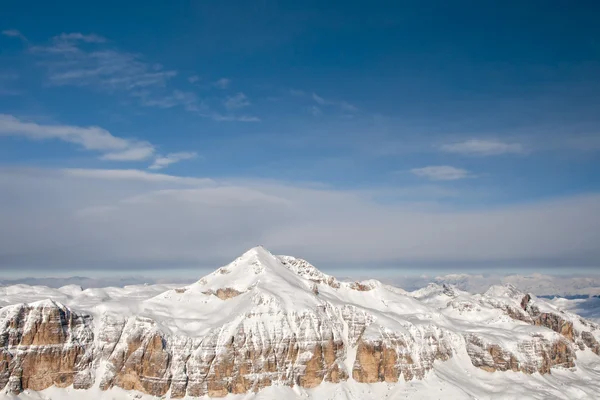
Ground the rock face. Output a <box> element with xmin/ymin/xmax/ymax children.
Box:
<box><xmin>0</xmin><ymin>300</ymin><xmax>93</xmax><ymax>393</ymax></box>
<box><xmin>182</xmin><ymin>309</ymin><xmax>347</xmax><ymax>397</ymax></box>
<box><xmin>0</xmin><ymin>247</ymin><xmax>599</xmax><ymax>398</ymax></box>
<box><xmin>520</xmin><ymin>294</ymin><xmax>575</xmax><ymax>341</ymax></box>
<box><xmin>99</xmin><ymin>317</ymin><xmax>172</xmax><ymax>396</ymax></box>
<box><xmin>462</xmin><ymin>285</ymin><xmax>597</xmax><ymax>373</ymax></box>
<box><xmin>466</xmin><ymin>333</ymin><xmax>575</xmax><ymax>373</ymax></box>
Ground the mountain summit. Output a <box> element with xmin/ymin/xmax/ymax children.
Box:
<box><xmin>0</xmin><ymin>247</ymin><xmax>599</xmax><ymax>399</ymax></box>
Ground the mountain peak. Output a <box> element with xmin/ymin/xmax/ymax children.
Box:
<box><xmin>239</xmin><ymin>245</ymin><xmax>275</xmax><ymax>261</ymax></box>
<box><xmin>183</xmin><ymin>246</ymin><xmax>320</xmax><ymax>303</ymax></box>
<box><xmin>221</xmin><ymin>245</ymin><xmax>281</xmax><ymax>275</ymax></box>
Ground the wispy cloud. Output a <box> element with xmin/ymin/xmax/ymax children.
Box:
<box><xmin>21</xmin><ymin>33</ymin><xmax>258</xmax><ymax>122</ymax></box>
<box><xmin>410</xmin><ymin>165</ymin><xmax>472</xmax><ymax>181</ymax></box>
<box><xmin>101</xmin><ymin>147</ymin><xmax>156</xmax><ymax>161</ymax></box>
<box><xmin>35</xmin><ymin>37</ymin><xmax>178</xmax><ymax>91</ymax></box>
<box><xmin>55</xmin><ymin>32</ymin><xmax>106</xmax><ymax>43</ymax></box>
<box><xmin>440</xmin><ymin>139</ymin><xmax>525</xmax><ymax>156</ymax></box>
<box><xmin>149</xmin><ymin>152</ymin><xmax>198</xmax><ymax>170</ymax></box>
<box><xmin>213</xmin><ymin>78</ymin><xmax>231</xmax><ymax>89</ymax></box>
<box><xmin>211</xmin><ymin>113</ymin><xmax>260</xmax><ymax>122</ymax></box>
<box><xmin>2</xmin><ymin>29</ymin><xmax>28</xmax><ymax>42</ymax></box>
<box><xmin>286</xmin><ymin>88</ymin><xmax>358</xmax><ymax>115</ymax></box>
<box><xmin>312</xmin><ymin>92</ymin><xmax>326</xmax><ymax>105</ymax></box>
<box><xmin>134</xmin><ymin>89</ymin><xmax>201</xmax><ymax>111</ymax></box>
<box><xmin>223</xmin><ymin>92</ymin><xmax>250</xmax><ymax>110</ymax></box>
<box><xmin>312</xmin><ymin>92</ymin><xmax>358</xmax><ymax>112</ymax></box>
<box><xmin>0</xmin><ymin>114</ymin><xmax>155</xmax><ymax>161</ymax></box>
<box><xmin>62</xmin><ymin>168</ymin><xmax>213</xmax><ymax>185</ymax></box>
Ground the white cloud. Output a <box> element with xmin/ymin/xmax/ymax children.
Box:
<box><xmin>62</xmin><ymin>168</ymin><xmax>213</xmax><ymax>185</ymax></box>
<box><xmin>213</xmin><ymin>78</ymin><xmax>231</xmax><ymax>89</ymax></box>
<box><xmin>441</xmin><ymin>139</ymin><xmax>525</xmax><ymax>156</ymax></box>
<box><xmin>223</xmin><ymin>92</ymin><xmax>250</xmax><ymax>110</ymax></box>
<box><xmin>1</xmin><ymin>29</ymin><xmax>27</xmax><ymax>42</ymax></box>
<box><xmin>56</xmin><ymin>32</ymin><xmax>106</xmax><ymax>43</ymax></box>
<box><xmin>101</xmin><ymin>147</ymin><xmax>156</xmax><ymax>161</ymax></box>
<box><xmin>149</xmin><ymin>152</ymin><xmax>198</xmax><ymax>170</ymax></box>
<box><xmin>210</xmin><ymin>113</ymin><xmax>260</xmax><ymax>122</ymax></box>
<box><xmin>188</xmin><ymin>75</ymin><xmax>200</xmax><ymax>83</ymax></box>
<box><xmin>134</xmin><ymin>89</ymin><xmax>199</xmax><ymax>111</ymax></box>
<box><xmin>0</xmin><ymin>114</ymin><xmax>155</xmax><ymax>160</ymax></box>
<box><xmin>311</xmin><ymin>92</ymin><xmax>358</xmax><ymax>112</ymax></box>
<box><xmin>0</xmin><ymin>167</ymin><xmax>598</xmax><ymax>270</ymax></box>
<box><xmin>410</xmin><ymin>166</ymin><xmax>472</xmax><ymax>181</ymax></box>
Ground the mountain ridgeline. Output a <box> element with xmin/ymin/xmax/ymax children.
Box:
<box><xmin>1</xmin><ymin>246</ymin><xmax>599</xmax><ymax>398</ymax></box>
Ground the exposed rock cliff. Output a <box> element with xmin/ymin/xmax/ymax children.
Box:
<box><xmin>0</xmin><ymin>300</ymin><xmax>93</xmax><ymax>393</ymax></box>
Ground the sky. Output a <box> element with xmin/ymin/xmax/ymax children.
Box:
<box><xmin>0</xmin><ymin>1</ymin><xmax>599</xmax><ymax>279</ymax></box>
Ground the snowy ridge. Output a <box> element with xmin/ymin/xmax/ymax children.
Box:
<box><xmin>1</xmin><ymin>247</ymin><xmax>600</xmax><ymax>399</ymax></box>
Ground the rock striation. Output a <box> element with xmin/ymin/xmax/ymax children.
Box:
<box><xmin>0</xmin><ymin>300</ymin><xmax>93</xmax><ymax>393</ymax></box>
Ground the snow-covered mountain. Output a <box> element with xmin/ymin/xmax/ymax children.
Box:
<box><xmin>430</xmin><ymin>273</ymin><xmax>600</xmax><ymax>297</ymax></box>
<box><xmin>1</xmin><ymin>246</ymin><xmax>600</xmax><ymax>399</ymax></box>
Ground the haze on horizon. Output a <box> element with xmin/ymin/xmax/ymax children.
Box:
<box><xmin>0</xmin><ymin>1</ymin><xmax>599</xmax><ymax>280</ymax></box>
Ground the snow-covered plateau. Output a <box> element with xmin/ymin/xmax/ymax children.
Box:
<box><xmin>1</xmin><ymin>246</ymin><xmax>600</xmax><ymax>399</ymax></box>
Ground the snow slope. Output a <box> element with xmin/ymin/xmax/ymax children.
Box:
<box><xmin>1</xmin><ymin>246</ymin><xmax>600</xmax><ymax>399</ymax></box>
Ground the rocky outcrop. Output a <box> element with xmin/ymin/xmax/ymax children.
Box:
<box><xmin>183</xmin><ymin>310</ymin><xmax>347</xmax><ymax>397</ymax></box>
<box><xmin>466</xmin><ymin>336</ymin><xmax>520</xmax><ymax>372</ymax></box>
<box><xmin>0</xmin><ymin>300</ymin><xmax>94</xmax><ymax>394</ymax></box>
<box><xmin>202</xmin><ymin>287</ymin><xmax>244</xmax><ymax>300</ymax></box>
<box><xmin>278</xmin><ymin>255</ymin><xmax>341</xmax><ymax>289</ymax></box>
<box><xmin>349</xmin><ymin>282</ymin><xmax>375</xmax><ymax>292</ymax></box>
<box><xmin>463</xmin><ymin>288</ymin><xmax>586</xmax><ymax>374</ymax></box>
<box><xmin>340</xmin><ymin>305</ymin><xmax>375</xmax><ymax>346</ymax></box>
<box><xmin>466</xmin><ymin>333</ymin><xmax>575</xmax><ymax>374</ymax></box>
<box><xmin>581</xmin><ymin>331</ymin><xmax>600</xmax><ymax>355</ymax></box>
<box><xmin>99</xmin><ymin>317</ymin><xmax>172</xmax><ymax>396</ymax></box>
<box><xmin>352</xmin><ymin>327</ymin><xmax>453</xmax><ymax>383</ymax></box>
<box><xmin>353</xmin><ymin>339</ymin><xmax>400</xmax><ymax>382</ymax></box>
<box><xmin>519</xmin><ymin>294</ymin><xmax>575</xmax><ymax>341</ymax></box>
<box><xmin>533</xmin><ymin>313</ymin><xmax>574</xmax><ymax>341</ymax></box>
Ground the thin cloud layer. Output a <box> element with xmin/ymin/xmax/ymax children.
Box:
<box><xmin>441</xmin><ymin>139</ymin><xmax>525</xmax><ymax>156</ymax></box>
<box><xmin>62</xmin><ymin>168</ymin><xmax>213</xmax><ymax>185</ymax></box>
<box><xmin>311</xmin><ymin>92</ymin><xmax>357</xmax><ymax>112</ymax></box>
<box><xmin>149</xmin><ymin>152</ymin><xmax>198</xmax><ymax>170</ymax></box>
<box><xmin>410</xmin><ymin>166</ymin><xmax>472</xmax><ymax>181</ymax></box>
<box><xmin>213</xmin><ymin>78</ymin><xmax>231</xmax><ymax>89</ymax></box>
<box><xmin>224</xmin><ymin>93</ymin><xmax>250</xmax><ymax>110</ymax></box>
<box><xmin>0</xmin><ymin>167</ymin><xmax>598</xmax><ymax>271</ymax></box>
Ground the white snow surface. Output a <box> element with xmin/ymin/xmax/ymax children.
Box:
<box><xmin>1</xmin><ymin>246</ymin><xmax>600</xmax><ymax>399</ymax></box>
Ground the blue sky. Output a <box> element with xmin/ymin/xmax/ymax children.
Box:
<box><xmin>0</xmin><ymin>1</ymin><xmax>599</xmax><ymax>278</ymax></box>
